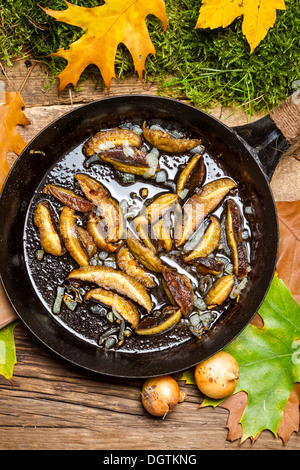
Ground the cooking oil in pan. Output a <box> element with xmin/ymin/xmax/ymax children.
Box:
<box><xmin>23</xmin><ymin>121</ymin><xmax>252</xmax><ymax>354</ymax></box>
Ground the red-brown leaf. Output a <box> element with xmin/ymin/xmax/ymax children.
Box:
<box><xmin>276</xmin><ymin>201</ymin><xmax>300</xmax><ymax>305</ymax></box>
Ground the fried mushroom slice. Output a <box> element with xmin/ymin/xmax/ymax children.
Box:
<box><xmin>59</xmin><ymin>206</ymin><xmax>90</xmax><ymax>266</ymax></box>
<box><xmin>191</xmin><ymin>257</ymin><xmax>224</xmax><ymax>276</ymax></box>
<box><xmin>33</xmin><ymin>200</ymin><xmax>66</xmax><ymax>256</ymax></box>
<box><xmin>83</xmin><ymin>128</ymin><xmax>142</xmax><ymax>157</ymax></box>
<box><xmin>85</xmin><ymin>287</ymin><xmax>139</xmax><ymax>329</ymax></box>
<box><xmin>95</xmin><ymin>146</ymin><xmax>157</xmax><ymax>177</ymax></box>
<box><xmin>67</xmin><ymin>266</ymin><xmax>152</xmax><ymax>313</ymax></box>
<box><xmin>75</xmin><ymin>174</ymin><xmax>124</xmax><ymax>243</ymax></box>
<box><xmin>43</xmin><ymin>184</ymin><xmax>94</xmax><ymax>212</ymax></box>
<box><xmin>226</xmin><ymin>199</ymin><xmax>249</xmax><ymax>280</ymax></box>
<box><xmin>126</xmin><ymin>230</ymin><xmax>164</xmax><ymax>273</ymax></box>
<box><xmin>116</xmin><ymin>246</ymin><xmax>156</xmax><ymax>289</ymax></box>
<box><xmin>131</xmin><ymin>215</ymin><xmax>156</xmax><ymax>252</ymax></box>
<box><xmin>135</xmin><ymin>307</ymin><xmax>182</xmax><ymax>336</ymax></box>
<box><xmin>145</xmin><ymin>193</ymin><xmax>179</xmax><ymax>225</ymax></box>
<box><xmin>204</xmin><ymin>274</ymin><xmax>235</xmax><ymax>306</ymax></box>
<box><xmin>162</xmin><ymin>267</ymin><xmax>194</xmax><ymax>317</ymax></box>
<box><xmin>175</xmin><ymin>178</ymin><xmax>236</xmax><ymax>247</ymax></box>
<box><xmin>176</xmin><ymin>154</ymin><xmax>206</xmax><ymax>196</ymax></box>
<box><xmin>152</xmin><ymin>219</ymin><xmax>172</xmax><ymax>252</ymax></box>
<box><xmin>142</xmin><ymin>122</ymin><xmax>202</xmax><ymax>153</ymax></box>
<box><xmin>83</xmin><ymin>127</ymin><xmax>158</xmax><ymax>177</ymax></box>
<box><xmin>182</xmin><ymin>216</ymin><xmax>221</xmax><ymax>262</ymax></box>
<box><xmin>76</xmin><ymin>227</ymin><xmax>97</xmax><ymax>258</ymax></box>
<box><xmin>87</xmin><ymin>211</ymin><xmax>122</xmax><ymax>253</ymax></box>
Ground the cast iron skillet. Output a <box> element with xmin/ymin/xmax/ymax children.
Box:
<box><xmin>0</xmin><ymin>95</ymin><xmax>289</xmax><ymax>378</ymax></box>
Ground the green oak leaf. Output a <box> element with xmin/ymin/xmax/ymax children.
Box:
<box><xmin>200</xmin><ymin>275</ymin><xmax>300</xmax><ymax>442</ymax></box>
<box><xmin>0</xmin><ymin>321</ymin><xmax>18</xmax><ymax>379</ymax></box>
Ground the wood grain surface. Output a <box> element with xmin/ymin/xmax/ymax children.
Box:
<box><xmin>2</xmin><ymin>324</ymin><xmax>300</xmax><ymax>451</ymax></box>
<box><xmin>1</xmin><ymin>58</ymin><xmax>299</xmax><ymax>451</ymax></box>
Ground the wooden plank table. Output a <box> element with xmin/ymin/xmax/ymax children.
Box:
<box><xmin>1</xmin><ymin>59</ymin><xmax>300</xmax><ymax>451</ymax></box>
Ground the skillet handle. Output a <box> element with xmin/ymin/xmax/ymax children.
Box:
<box><xmin>232</xmin><ymin>91</ymin><xmax>300</xmax><ymax>182</ymax></box>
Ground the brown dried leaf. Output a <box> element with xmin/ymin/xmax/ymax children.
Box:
<box><xmin>277</xmin><ymin>383</ymin><xmax>300</xmax><ymax>445</ymax></box>
<box><xmin>219</xmin><ymin>391</ymin><xmax>260</xmax><ymax>443</ymax></box>
<box><xmin>276</xmin><ymin>201</ymin><xmax>300</xmax><ymax>305</ymax></box>
<box><xmin>220</xmin><ymin>385</ymin><xmax>300</xmax><ymax>445</ymax></box>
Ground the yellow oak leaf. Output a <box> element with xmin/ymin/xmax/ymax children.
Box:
<box><xmin>195</xmin><ymin>0</ymin><xmax>286</xmax><ymax>53</ymax></box>
<box><xmin>43</xmin><ymin>0</ymin><xmax>168</xmax><ymax>93</ymax></box>
<box><xmin>0</xmin><ymin>92</ymin><xmax>30</xmax><ymax>191</ymax></box>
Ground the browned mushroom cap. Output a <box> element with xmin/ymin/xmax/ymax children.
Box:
<box><xmin>33</xmin><ymin>200</ymin><xmax>66</xmax><ymax>257</ymax></box>
<box><xmin>126</xmin><ymin>230</ymin><xmax>164</xmax><ymax>273</ymax></box>
<box><xmin>74</xmin><ymin>174</ymin><xmax>125</xmax><ymax>243</ymax></box>
<box><xmin>175</xmin><ymin>178</ymin><xmax>236</xmax><ymax>247</ymax></box>
<box><xmin>182</xmin><ymin>216</ymin><xmax>221</xmax><ymax>262</ymax></box>
<box><xmin>162</xmin><ymin>267</ymin><xmax>194</xmax><ymax>317</ymax></box>
<box><xmin>83</xmin><ymin>127</ymin><xmax>158</xmax><ymax>177</ymax></box>
<box><xmin>74</xmin><ymin>173</ymin><xmax>108</xmax><ymax>204</ymax></box>
<box><xmin>176</xmin><ymin>154</ymin><xmax>206</xmax><ymax>196</ymax></box>
<box><xmin>85</xmin><ymin>287</ymin><xmax>140</xmax><ymax>329</ymax></box>
<box><xmin>67</xmin><ymin>265</ymin><xmax>152</xmax><ymax>313</ymax></box>
<box><xmin>96</xmin><ymin>147</ymin><xmax>157</xmax><ymax>177</ymax></box>
<box><xmin>152</xmin><ymin>219</ymin><xmax>173</xmax><ymax>252</ymax></box>
<box><xmin>131</xmin><ymin>215</ymin><xmax>156</xmax><ymax>252</ymax></box>
<box><xmin>142</xmin><ymin>122</ymin><xmax>202</xmax><ymax>153</ymax></box>
<box><xmin>59</xmin><ymin>206</ymin><xmax>90</xmax><ymax>266</ymax></box>
<box><xmin>116</xmin><ymin>246</ymin><xmax>157</xmax><ymax>289</ymax></box>
<box><xmin>83</xmin><ymin>128</ymin><xmax>142</xmax><ymax>157</ymax></box>
<box><xmin>135</xmin><ymin>308</ymin><xmax>182</xmax><ymax>336</ymax></box>
<box><xmin>145</xmin><ymin>193</ymin><xmax>179</xmax><ymax>225</ymax></box>
<box><xmin>204</xmin><ymin>274</ymin><xmax>235</xmax><ymax>306</ymax></box>
<box><xmin>86</xmin><ymin>211</ymin><xmax>122</xmax><ymax>253</ymax></box>
<box><xmin>226</xmin><ymin>199</ymin><xmax>249</xmax><ymax>280</ymax></box>
<box><xmin>43</xmin><ymin>184</ymin><xmax>94</xmax><ymax>212</ymax></box>
<box><xmin>190</xmin><ymin>257</ymin><xmax>224</xmax><ymax>276</ymax></box>
<box><xmin>76</xmin><ymin>227</ymin><xmax>97</xmax><ymax>258</ymax></box>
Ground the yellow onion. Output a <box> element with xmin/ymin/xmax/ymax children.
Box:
<box><xmin>141</xmin><ymin>375</ymin><xmax>185</xmax><ymax>417</ymax></box>
<box><xmin>194</xmin><ymin>351</ymin><xmax>239</xmax><ymax>399</ymax></box>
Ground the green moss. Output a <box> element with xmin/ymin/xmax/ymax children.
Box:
<box><xmin>0</xmin><ymin>0</ymin><xmax>299</xmax><ymax>115</ymax></box>
<box><xmin>146</xmin><ymin>0</ymin><xmax>300</xmax><ymax>114</ymax></box>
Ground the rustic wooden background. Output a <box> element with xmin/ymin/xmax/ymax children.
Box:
<box><xmin>0</xmin><ymin>58</ymin><xmax>299</xmax><ymax>450</ymax></box>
